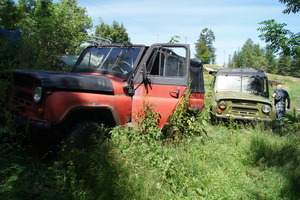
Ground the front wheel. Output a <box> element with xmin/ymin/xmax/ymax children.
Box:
<box><xmin>65</xmin><ymin>121</ymin><xmax>101</xmax><ymax>149</ymax></box>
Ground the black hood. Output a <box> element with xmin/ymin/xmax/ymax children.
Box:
<box><xmin>11</xmin><ymin>70</ymin><xmax>114</xmax><ymax>94</ymax></box>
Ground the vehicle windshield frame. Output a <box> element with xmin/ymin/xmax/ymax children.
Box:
<box><xmin>215</xmin><ymin>75</ymin><xmax>268</xmax><ymax>96</ymax></box>
<box><xmin>72</xmin><ymin>46</ymin><xmax>143</xmax><ymax>76</ymax></box>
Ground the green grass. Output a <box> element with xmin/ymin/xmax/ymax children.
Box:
<box><xmin>1</xmin><ymin>122</ymin><xmax>299</xmax><ymax>200</ymax></box>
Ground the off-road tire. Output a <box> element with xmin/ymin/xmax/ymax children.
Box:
<box><xmin>65</xmin><ymin>121</ymin><xmax>100</xmax><ymax>149</ymax></box>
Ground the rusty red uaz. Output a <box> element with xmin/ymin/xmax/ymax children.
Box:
<box><xmin>2</xmin><ymin>42</ymin><xmax>205</xmax><ymax>148</ymax></box>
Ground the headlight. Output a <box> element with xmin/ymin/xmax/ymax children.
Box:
<box><xmin>218</xmin><ymin>100</ymin><xmax>227</xmax><ymax>110</ymax></box>
<box><xmin>33</xmin><ymin>87</ymin><xmax>43</xmax><ymax>103</ymax></box>
<box><xmin>262</xmin><ymin>104</ymin><xmax>271</xmax><ymax>114</ymax></box>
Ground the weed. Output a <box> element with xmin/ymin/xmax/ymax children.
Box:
<box><xmin>163</xmin><ymin>89</ymin><xmax>207</xmax><ymax>142</ymax></box>
<box><xmin>134</xmin><ymin>100</ymin><xmax>162</xmax><ymax>141</ymax></box>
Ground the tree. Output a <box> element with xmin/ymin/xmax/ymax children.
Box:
<box><xmin>13</xmin><ymin>0</ymin><xmax>92</xmax><ymax>54</ymax></box>
<box><xmin>279</xmin><ymin>0</ymin><xmax>300</xmax><ymax>14</ymax></box>
<box><xmin>264</xmin><ymin>49</ymin><xmax>277</xmax><ymax>73</ymax></box>
<box><xmin>0</xmin><ymin>0</ymin><xmax>21</xmax><ymax>28</ymax></box>
<box><xmin>195</xmin><ymin>28</ymin><xmax>216</xmax><ymax>64</ymax></box>
<box><xmin>257</xmin><ymin>19</ymin><xmax>300</xmax><ymax>57</ymax></box>
<box><xmin>290</xmin><ymin>57</ymin><xmax>300</xmax><ymax>77</ymax></box>
<box><xmin>95</xmin><ymin>19</ymin><xmax>130</xmax><ymax>44</ymax></box>
<box><xmin>52</xmin><ymin>0</ymin><xmax>92</xmax><ymax>53</ymax></box>
<box><xmin>230</xmin><ymin>39</ymin><xmax>267</xmax><ymax>70</ymax></box>
<box><xmin>277</xmin><ymin>55</ymin><xmax>292</xmax><ymax>76</ymax></box>
<box><xmin>258</xmin><ymin>19</ymin><xmax>300</xmax><ymax>77</ymax></box>
<box><xmin>0</xmin><ymin>0</ymin><xmax>92</xmax><ymax>69</ymax></box>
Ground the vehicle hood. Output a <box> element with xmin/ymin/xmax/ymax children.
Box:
<box><xmin>10</xmin><ymin>70</ymin><xmax>114</xmax><ymax>94</ymax></box>
<box><xmin>215</xmin><ymin>91</ymin><xmax>272</xmax><ymax>104</ymax></box>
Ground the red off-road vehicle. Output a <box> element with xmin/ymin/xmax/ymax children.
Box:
<box><xmin>3</xmin><ymin>42</ymin><xmax>205</xmax><ymax>148</ymax></box>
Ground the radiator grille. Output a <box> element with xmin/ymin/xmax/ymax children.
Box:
<box><xmin>231</xmin><ymin>107</ymin><xmax>258</xmax><ymax>115</ymax></box>
<box><xmin>232</xmin><ymin>101</ymin><xmax>257</xmax><ymax>106</ymax></box>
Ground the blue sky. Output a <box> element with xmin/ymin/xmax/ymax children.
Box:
<box><xmin>76</xmin><ymin>0</ymin><xmax>299</xmax><ymax>65</ymax></box>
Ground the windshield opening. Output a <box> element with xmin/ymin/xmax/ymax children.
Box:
<box><xmin>73</xmin><ymin>47</ymin><xmax>141</xmax><ymax>74</ymax></box>
<box><xmin>215</xmin><ymin>75</ymin><xmax>267</xmax><ymax>96</ymax></box>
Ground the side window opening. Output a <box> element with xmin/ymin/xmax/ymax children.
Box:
<box><xmin>146</xmin><ymin>47</ymin><xmax>186</xmax><ymax>77</ymax></box>
<box><xmin>163</xmin><ymin>52</ymin><xmax>184</xmax><ymax>76</ymax></box>
<box><xmin>146</xmin><ymin>48</ymin><xmax>159</xmax><ymax>75</ymax></box>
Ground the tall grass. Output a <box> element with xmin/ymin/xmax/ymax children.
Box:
<box><xmin>1</xmin><ymin>124</ymin><xmax>299</xmax><ymax>199</ymax></box>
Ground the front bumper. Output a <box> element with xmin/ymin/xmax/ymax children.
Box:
<box><xmin>214</xmin><ymin>114</ymin><xmax>274</xmax><ymax>122</ymax></box>
<box><xmin>14</xmin><ymin>114</ymin><xmax>52</xmax><ymax>129</ymax></box>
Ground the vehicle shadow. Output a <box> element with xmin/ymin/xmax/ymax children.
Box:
<box><xmin>0</xmin><ymin>137</ymin><xmax>133</xmax><ymax>200</ymax></box>
<box><xmin>249</xmin><ymin>132</ymin><xmax>300</xmax><ymax>199</ymax></box>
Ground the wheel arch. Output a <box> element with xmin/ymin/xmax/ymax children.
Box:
<box><xmin>60</xmin><ymin>106</ymin><xmax>120</xmax><ymax>133</ymax></box>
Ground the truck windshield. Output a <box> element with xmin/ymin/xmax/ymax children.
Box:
<box><xmin>215</xmin><ymin>75</ymin><xmax>267</xmax><ymax>95</ymax></box>
<box><xmin>73</xmin><ymin>47</ymin><xmax>141</xmax><ymax>74</ymax></box>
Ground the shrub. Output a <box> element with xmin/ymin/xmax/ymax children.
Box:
<box><xmin>163</xmin><ymin>89</ymin><xmax>208</xmax><ymax>142</ymax></box>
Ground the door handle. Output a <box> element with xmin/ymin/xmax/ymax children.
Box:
<box><xmin>170</xmin><ymin>88</ymin><xmax>180</xmax><ymax>98</ymax></box>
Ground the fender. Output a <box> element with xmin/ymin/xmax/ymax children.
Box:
<box><xmin>43</xmin><ymin>91</ymin><xmax>131</xmax><ymax>125</ymax></box>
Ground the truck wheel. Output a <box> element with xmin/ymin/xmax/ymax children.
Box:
<box><xmin>65</xmin><ymin>121</ymin><xmax>100</xmax><ymax>149</ymax></box>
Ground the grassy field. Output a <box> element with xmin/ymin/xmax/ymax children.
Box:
<box><xmin>0</xmin><ymin>69</ymin><xmax>299</xmax><ymax>200</ymax></box>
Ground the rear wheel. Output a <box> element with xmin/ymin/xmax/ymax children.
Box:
<box><xmin>65</xmin><ymin>121</ymin><xmax>101</xmax><ymax>149</ymax></box>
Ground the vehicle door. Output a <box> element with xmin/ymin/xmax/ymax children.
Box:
<box><xmin>131</xmin><ymin>44</ymin><xmax>190</xmax><ymax>128</ymax></box>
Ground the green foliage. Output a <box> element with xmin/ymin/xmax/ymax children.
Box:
<box><xmin>135</xmin><ymin>102</ymin><xmax>162</xmax><ymax>139</ymax></box>
<box><xmin>195</xmin><ymin>41</ymin><xmax>211</xmax><ymax>64</ymax></box>
<box><xmin>277</xmin><ymin>55</ymin><xmax>292</xmax><ymax>75</ymax></box>
<box><xmin>229</xmin><ymin>39</ymin><xmax>268</xmax><ymax>70</ymax></box>
<box><xmin>0</xmin><ymin>0</ymin><xmax>21</xmax><ymax>29</ymax></box>
<box><xmin>279</xmin><ymin>0</ymin><xmax>300</xmax><ymax>14</ymax></box>
<box><xmin>229</xmin><ymin>18</ymin><xmax>300</xmax><ymax>77</ymax></box>
<box><xmin>228</xmin><ymin>37</ymin><xmax>300</xmax><ymax>77</ymax></box>
<box><xmin>258</xmin><ymin>19</ymin><xmax>300</xmax><ymax>58</ymax></box>
<box><xmin>164</xmin><ymin>89</ymin><xmax>208</xmax><ymax>142</ymax></box>
<box><xmin>94</xmin><ymin>19</ymin><xmax>130</xmax><ymax>44</ymax></box>
<box><xmin>195</xmin><ymin>28</ymin><xmax>216</xmax><ymax>64</ymax></box>
<box><xmin>0</xmin><ymin>0</ymin><xmax>92</xmax><ymax>71</ymax></box>
<box><xmin>111</xmin><ymin>100</ymin><xmax>162</xmax><ymax>151</ymax></box>
<box><xmin>168</xmin><ymin>35</ymin><xmax>180</xmax><ymax>43</ymax></box>
<box><xmin>164</xmin><ymin>92</ymin><xmax>192</xmax><ymax>140</ymax></box>
<box><xmin>264</xmin><ymin>49</ymin><xmax>277</xmax><ymax>73</ymax></box>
